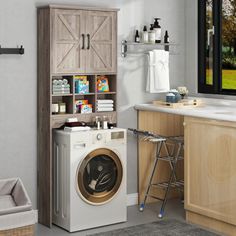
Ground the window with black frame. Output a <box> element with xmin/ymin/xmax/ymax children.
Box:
<box><xmin>198</xmin><ymin>0</ymin><xmax>236</xmax><ymax>95</ymax></box>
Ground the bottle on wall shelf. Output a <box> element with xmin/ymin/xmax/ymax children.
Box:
<box><xmin>164</xmin><ymin>30</ymin><xmax>170</xmax><ymax>51</ymax></box>
<box><xmin>142</xmin><ymin>26</ymin><xmax>149</xmax><ymax>43</ymax></box>
<box><xmin>164</xmin><ymin>30</ymin><xmax>169</xmax><ymax>43</ymax></box>
<box><xmin>135</xmin><ymin>30</ymin><xmax>140</xmax><ymax>43</ymax></box>
<box><xmin>148</xmin><ymin>24</ymin><xmax>155</xmax><ymax>44</ymax></box>
<box><xmin>153</xmin><ymin>18</ymin><xmax>162</xmax><ymax>43</ymax></box>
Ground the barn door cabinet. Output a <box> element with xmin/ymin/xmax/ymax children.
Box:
<box><xmin>52</xmin><ymin>8</ymin><xmax>117</xmax><ymax>74</ymax></box>
<box><xmin>37</xmin><ymin>5</ymin><xmax>119</xmax><ymax>227</ymax></box>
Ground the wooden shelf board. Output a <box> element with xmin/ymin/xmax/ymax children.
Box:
<box><xmin>74</xmin><ymin>93</ymin><xmax>95</xmax><ymax>96</ymax></box>
<box><xmin>51</xmin><ymin>72</ymin><xmax>117</xmax><ymax>77</ymax></box>
<box><xmin>97</xmin><ymin>92</ymin><xmax>116</xmax><ymax>95</ymax></box>
<box><xmin>52</xmin><ymin>93</ymin><xmax>73</xmax><ymax>97</ymax></box>
<box><xmin>51</xmin><ymin>111</ymin><xmax>116</xmax><ymax>118</ymax></box>
<box><xmin>51</xmin><ymin>113</ymin><xmax>73</xmax><ymax>117</ymax></box>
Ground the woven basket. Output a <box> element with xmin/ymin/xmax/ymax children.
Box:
<box><xmin>0</xmin><ymin>225</ymin><xmax>34</xmax><ymax>236</ymax></box>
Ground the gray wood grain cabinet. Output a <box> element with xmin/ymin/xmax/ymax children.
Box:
<box><xmin>37</xmin><ymin>5</ymin><xmax>118</xmax><ymax>227</ymax></box>
<box><xmin>52</xmin><ymin>8</ymin><xmax>117</xmax><ymax>74</ymax></box>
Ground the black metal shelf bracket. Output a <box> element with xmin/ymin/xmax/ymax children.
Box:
<box><xmin>0</xmin><ymin>45</ymin><xmax>24</xmax><ymax>55</ymax></box>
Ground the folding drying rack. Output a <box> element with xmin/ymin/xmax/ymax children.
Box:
<box><xmin>128</xmin><ymin>128</ymin><xmax>184</xmax><ymax>218</ymax></box>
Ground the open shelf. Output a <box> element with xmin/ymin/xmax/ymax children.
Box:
<box><xmin>51</xmin><ymin>74</ymin><xmax>117</xmax><ymax>116</ymax></box>
<box><xmin>51</xmin><ymin>111</ymin><xmax>117</xmax><ymax>128</ymax></box>
<box><xmin>121</xmin><ymin>40</ymin><xmax>178</xmax><ymax>57</ymax></box>
<box><xmin>52</xmin><ymin>96</ymin><xmax>74</xmax><ymax>114</ymax></box>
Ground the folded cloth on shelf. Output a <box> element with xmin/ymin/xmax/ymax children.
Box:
<box><xmin>64</xmin><ymin>126</ymin><xmax>91</xmax><ymax>132</ymax></box>
<box><xmin>97</xmin><ymin>99</ymin><xmax>114</xmax><ymax>104</ymax></box>
<box><xmin>146</xmin><ymin>50</ymin><xmax>170</xmax><ymax>93</ymax></box>
<box><xmin>97</xmin><ymin>107</ymin><xmax>114</xmax><ymax>112</ymax></box>
<box><xmin>97</xmin><ymin>104</ymin><xmax>114</xmax><ymax>108</ymax></box>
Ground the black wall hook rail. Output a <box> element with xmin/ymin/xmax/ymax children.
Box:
<box><xmin>0</xmin><ymin>45</ymin><xmax>24</xmax><ymax>55</ymax></box>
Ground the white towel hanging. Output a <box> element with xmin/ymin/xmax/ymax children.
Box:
<box><xmin>146</xmin><ymin>50</ymin><xmax>170</xmax><ymax>93</ymax></box>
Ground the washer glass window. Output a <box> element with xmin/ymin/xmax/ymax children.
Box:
<box><xmin>77</xmin><ymin>148</ymin><xmax>123</xmax><ymax>205</ymax></box>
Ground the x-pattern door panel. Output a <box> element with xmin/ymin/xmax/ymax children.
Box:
<box><xmin>52</xmin><ymin>9</ymin><xmax>86</xmax><ymax>73</ymax></box>
<box><xmin>86</xmin><ymin>11</ymin><xmax>117</xmax><ymax>73</ymax></box>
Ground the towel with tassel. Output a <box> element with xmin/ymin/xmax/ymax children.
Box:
<box><xmin>146</xmin><ymin>50</ymin><xmax>170</xmax><ymax>93</ymax></box>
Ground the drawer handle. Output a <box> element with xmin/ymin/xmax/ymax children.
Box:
<box><xmin>82</xmin><ymin>34</ymin><xmax>85</xmax><ymax>49</ymax></box>
<box><xmin>87</xmin><ymin>34</ymin><xmax>90</xmax><ymax>50</ymax></box>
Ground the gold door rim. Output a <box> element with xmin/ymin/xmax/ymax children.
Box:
<box><xmin>77</xmin><ymin>148</ymin><xmax>123</xmax><ymax>205</ymax></box>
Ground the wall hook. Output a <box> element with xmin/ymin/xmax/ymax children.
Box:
<box><xmin>0</xmin><ymin>45</ymin><xmax>25</xmax><ymax>55</ymax></box>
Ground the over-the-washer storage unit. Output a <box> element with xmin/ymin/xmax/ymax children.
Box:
<box><xmin>52</xmin><ymin>128</ymin><xmax>127</xmax><ymax>232</ymax></box>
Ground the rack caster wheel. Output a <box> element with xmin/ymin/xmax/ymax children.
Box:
<box><xmin>139</xmin><ymin>203</ymin><xmax>144</xmax><ymax>212</ymax></box>
<box><xmin>158</xmin><ymin>213</ymin><xmax>163</xmax><ymax>218</ymax></box>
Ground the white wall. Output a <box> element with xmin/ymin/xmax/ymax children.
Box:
<box><xmin>0</xmin><ymin>0</ymin><xmax>186</xmax><ymax>208</ymax></box>
<box><xmin>118</xmin><ymin>0</ymin><xmax>186</xmax><ymax>194</ymax></box>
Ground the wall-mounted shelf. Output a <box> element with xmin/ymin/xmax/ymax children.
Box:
<box><xmin>121</xmin><ymin>40</ymin><xmax>178</xmax><ymax>57</ymax></box>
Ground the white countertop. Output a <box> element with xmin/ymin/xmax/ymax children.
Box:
<box><xmin>135</xmin><ymin>97</ymin><xmax>236</xmax><ymax>122</ymax></box>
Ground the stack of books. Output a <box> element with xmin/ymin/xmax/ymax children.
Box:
<box><xmin>97</xmin><ymin>99</ymin><xmax>114</xmax><ymax>112</ymax></box>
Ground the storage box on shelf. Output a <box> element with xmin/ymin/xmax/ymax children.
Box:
<box><xmin>96</xmin><ymin>74</ymin><xmax>116</xmax><ymax>93</ymax></box>
<box><xmin>74</xmin><ymin>75</ymin><xmax>95</xmax><ymax>114</ymax></box>
<box><xmin>74</xmin><ymin>96</ymin><xmax>95</xmax><ymax>114</ymax></box>
<box><xmin>74</xmin><ymin>75</ymin><xmax>95</xmax><ymax>94</ymax></box>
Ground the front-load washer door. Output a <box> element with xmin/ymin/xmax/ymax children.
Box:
<box><xmin>77</xmin><ymin>148</ymin><xmax>123</xmax><ymax>205</ymax></box>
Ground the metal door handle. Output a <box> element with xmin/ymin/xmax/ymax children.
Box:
<box><xmin>87</xmin><ymin>34</ymin><xmax>90</xmax><ymax>50</ymax></box>
<box><xmin>82</xmin><ymin>34</ymin><xmax>85</xmax><ymax>49</ymax></box>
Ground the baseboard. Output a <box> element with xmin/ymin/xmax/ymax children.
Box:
<box><xmin>127</xmin><ymin>193</ymin><xmax>138</xmax><ymax>206</ymax></box>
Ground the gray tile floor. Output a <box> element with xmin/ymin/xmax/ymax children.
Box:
<box><xmin>36</xmin><ymin>199</ymin><xmax>185</xmax><ymax>236</ymax></box>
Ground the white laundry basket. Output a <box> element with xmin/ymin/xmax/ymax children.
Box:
<box><xmin>0</xmin><ymin>178</ymin><xmax>37</xmax><ymax>236</ymax></box>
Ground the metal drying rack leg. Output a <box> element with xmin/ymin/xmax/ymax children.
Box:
<box><xmin>128</xmin><ymin>128</ymin><xmax>184</xmax><ymax>218</ymax></box>
<box><xmin>139</xmin><ymin>139</ymin><xmax>164</xmax><ymax>212</ymax></box>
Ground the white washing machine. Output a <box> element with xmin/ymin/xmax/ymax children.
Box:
<box><xmin>52</xmin><ymin>128</ymin><xmax>127</xmax><ymax>232</ymax></box>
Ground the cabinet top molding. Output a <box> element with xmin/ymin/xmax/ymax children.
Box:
<box><xmin>37</xmin><ymin>4</ymin><xmax>120</xmax><ymax>12</ymax></box>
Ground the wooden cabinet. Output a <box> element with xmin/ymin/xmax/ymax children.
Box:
<box><xmin>184</xmin><ymin>117</ymin><xmax>236</xmax><ymax>235</ymax></box>
<box><xmin>52</xmin><ymin>8</ymin><xmax>117</xmax><ymax>74</ymax></box>
<box><xmin>37</xmin><ymin>5</ymin><xmax>118</xmax><ymax>227</ymax></box>
<box><xmin>138</xmin><ymin>111</ymin><xmax>184</xmax><ymax>203</ymax></box>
